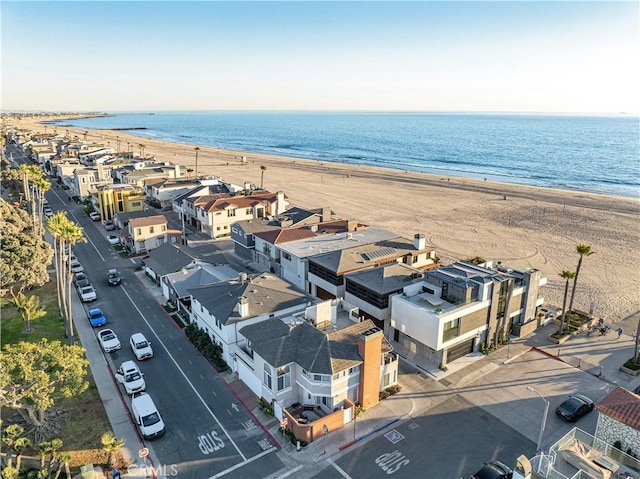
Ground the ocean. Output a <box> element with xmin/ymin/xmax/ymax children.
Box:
<box><xmin>47</xmin><ymin>112</ymin><xmax>640</xmax><ymax>199</ymax></box>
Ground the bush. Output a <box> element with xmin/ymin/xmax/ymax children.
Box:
<box><xmin>259</xmin><ymin>398</ymin><xmax>274</xmax><ymax>416</ymax></box>
<box><xmin>623</xmin><ymin>357</ymin><xmax>640</xmax><ymax>371</ymax></box>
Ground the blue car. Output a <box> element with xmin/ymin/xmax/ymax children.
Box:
<box><xmin>88</xmin><ymin>308</ymin><xmax>106</xmax><ymax>328</ymax></box>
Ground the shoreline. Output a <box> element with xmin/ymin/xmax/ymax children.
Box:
<box><xmin>8</xmin><ymin>115</ymin><xmax>640</xmax><ymax>322</ymax></box>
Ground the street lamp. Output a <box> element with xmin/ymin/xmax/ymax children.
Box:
<box><xmin>526</xmin><ymin>386</ymin><xmax>549</xmax><ymax>454</ymax></box>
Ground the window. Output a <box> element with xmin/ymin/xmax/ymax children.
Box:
<box><xmin>161</xmin><ymin>225</ymin><xmax>166</xmax><ymax>232</ymax></box>
<box><xmin>263</xmin><ymin>364</ymin><xmax>272</xmax><ymax>390</ymax></box>
<box><xmin>131</xmin><ymin>201</ymin><xmax>141</xmax><ymax>207</ymax></box>
<box><xmin>283</xmin><ymin>252</ymin><xmax>291</xmax><ymax>261</ymax></box>
<box><xmin>313</xmin><ymin>374</ymin><xmax>322</xmax><ymax>382</ymax></box>
<box><xmin>228</xmin><ymin>208</ymin><xmax>236</xmax><ymax>217</ymax></box>
<box><xmin>136</xmin><ymin>228</ymin><xmax>142</xmax><ymax>236</ymax></box>
<box><xmin>443</xmin><ymin>318</ymin><xmax>460</xmax><ymax>342</ymax></box>
<box><xmin>245</xmin><ymin>208</ymin><xmax>252</xmax><ymax>215</ymax></box>
<box><xmin>277</xmin><ymin>366</ymin><xmax>290</xmax><ymax>391</ymax></box>
<box><xmin>150</xmin><ymin>226</ymin><xmax>154</xmax><ymax>233</ymax></box>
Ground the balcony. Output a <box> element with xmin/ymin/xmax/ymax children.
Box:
<box><xmin>383</xmin><ymin>351</ymin><xmax>398</xmax><ymax>365</ymax></box>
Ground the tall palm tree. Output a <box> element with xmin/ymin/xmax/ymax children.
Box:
<box><xmin>46</xmin><ymin>212</ymin><xmax>68</xmax><ymax>317</ymax></box>
<box><xmin>260</xmin><ymin>165</ymin><xmax>267</xmax><ymax>189</ymax></box>
<box><xmin>83</xmin><ymin>130</ymin><xmax>88</xmax><ymax>141</ymax></box>
<box><xmin>138</xmin><ymin>143</ymin><xmax>146</xmax><ymax>158</ymax></box>
<box><xmin>566</xmin><ymin>243</ymin><xmax>594</xmax><ymax>325</ymax></box>
<box><xmin>558</xmin><ymin>270</ymin><xmax>575</xmax><ymax>333</ymax></box>
<box><xmin>33</xmin><ymin>177</ymin><xmax>50</xmax><ymax>236</ymax></box>
<box><xmin>194</xmin><ymin>147</ymin><xmax>200</xmax><ymax>179</ymax></box>
<box><xmin>61</xmin><ymin>221</ymin><xmax>86</xmax><ymax>344</ymax></box>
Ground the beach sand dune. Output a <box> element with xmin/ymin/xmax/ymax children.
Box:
<box><xmin>14</xmin><ymin>118</ymin><xmax>640</xmax><ymax>324</ymax></box>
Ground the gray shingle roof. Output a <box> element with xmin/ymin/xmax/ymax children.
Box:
<box><xmin>345</xmin><ymin>263</ymin><xmax>423</xmax><ymax>294</ymax></box>
<box><xmin>240</xmin><ymin>318</ymin><xmax>383</xmax><ymax>374</ymax></box>
<box><xmin>165</xmin><ymin>267</ymin><xmax>221</xmax><ymax>298</ymax></box>
<box><xmin>188</xmin><ymin>273</ymin><xmax>311</xmax><ymax>326</ymax></box>
<box><xmin>142</xmin><ymin>242</ymin><xmax>198</xmax><ymax>277</ymax></box>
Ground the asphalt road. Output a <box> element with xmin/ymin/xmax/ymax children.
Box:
<box><xmin>314</xmin><ymin>394</ymin><xmax>534</xmax><ymax>479</ymax></box>
<box><xmin>43</xmin><ymin>189</ymin><xmax>285</xmax><ymax>479</ymax></box>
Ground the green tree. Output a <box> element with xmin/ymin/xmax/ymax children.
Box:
<box><xmin>52</xmin><ymin>451</ymin><xmax>71</xmax><ymax>479</ymax></box>
<box><xmin>0</xmin><ymin>339</ymin><xmax>89</xmax><ymax>431</ymax></box>
<box><xmin>1</xmin><ymin>424</ymin><xmax>29</xmax><ymax>469</ymax></box>
<box><xmin>83</xmin><ymin>130</ymin><xmax>88</xmax><ymax>141</ymax></box>
<box><xmin>33</xmin><ymin>177</ymin><xmax>51</xmax><ymax>235</ymax></box>
<box><xmin>101</xmin><ymin>431</ymin><xmax>125</xmax><ymax>469</ymax></box>
<box><xmin>260</xmin><ymin>165</ymin><xmax>267</xmax><ymax>189</ymax></box>
<box><xmin>138</xmin><ymin>143</ymin><xmax>146</xmax><ymax>158</ymax></box>
<box><xmin>558</xmin><ymin>270</ymin><xmax>575</xmax><ymax>334</ymax></box>
<box><xmin>60</xmin><ymin>221</ymin><xmax>86</xmax><ymax>344</ymax></box>
<box><xmin>0</xmin><ymin>199</ymin><xmax>54</xmax><ymax>293</ymax></box>
<box><xmin>194</xmin><ymin>146</ymin><xmax>200</xmax><ymax>179</ymax></box>
<box><xmin>465</xmin><ymin>256</ymin><xmax>486</xmax><ymax>265</ymax></box>
<box><xmin>10</xmin><ymin>291</ymin><xmax>47</xmax><ymax>333</ymax></box>
<box><xmin>566</xmin><ymin>244</ymin><xmax>594</xmax><ymax>324</ymax></box>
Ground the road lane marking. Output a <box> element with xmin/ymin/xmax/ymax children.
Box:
<box><xmin>121</xmin><ymin>287</ymin><xmax>246</xmax><ymax>461</ymax></box>
<box><xmin>327</xmin><ymin>459</ymin><xmax>352</xmax><ymax>478</ymax></box>
<box><xmin>274</xmin><ymin>465</ymin><xmax>303</xmax><ymax>479</ymax></box>
<box><xmin>209</xmin><ymin>447</ymin><xmax>276</xmax><ymax>479</ymax></box>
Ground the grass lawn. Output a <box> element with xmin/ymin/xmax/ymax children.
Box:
<box><xmin>1</xmin><ymin>275</ymin><xmax>120</xmax><ymax>469</ymax></box>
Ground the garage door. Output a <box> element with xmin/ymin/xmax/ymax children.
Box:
<box><xmin>447</xmin><ymin>338</ymin><xmax>474</xmax><ymax>363</ymax></box>
<box><xmin>237</xmin><ymin>358</ymin><xmax>262</xmax><ymax>398</ymax></box>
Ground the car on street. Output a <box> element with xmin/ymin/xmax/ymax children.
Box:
<box><xmin>103</xmin><ymin>220</ymin><xmax>116</xmax><ymax>231</ymax></box>
<box><xmin>467</xmin><ymin>460</ymin><xmax>513</xmax><ymax>479</ymax></box>
<box><xmin>555</xmin><ymin>394</ymin><xmax>595</xmax><ymax>422</ymax></box>
<box><xmin>98</xmin><ymin>329</ymin><xmax>121</xmax><ymax>353</ymax></box>
<box><xmin>115</xmin><ymin>360</ymin><xmax>146</xmax><ymax>395</ymax></box>
<box><xmin>87</xmin><ymin>308</ymin><xmax>106</xmax><ymax>327</ymax></box>
<box><xmin>70</xmin><ymin>260</ymin><xmax>84</xmax><ymax>274</ymax></box>
<box><xmin>44</xmin><ymin>207</ymin><xmax>54</xmax><ymax>217</ymax></box>
<box><xmin>130</xmin><ymin>333</ymin><xmax>153</xmax><ymax>360</ymax></box>
<box><xmin>107</xmin><ymin>235</ymin><xmax>120</xmax><ymax>245</ymax></box>
<box><xmin>89</xmin><ymin>211</ymin><xmax>101</xmax><ymax>221</ymax></box>
<box><xmin>79</xmin><ymin>285</ymin><xmax>97</xmax><ymax>302</ymax></box>
<box><xmin>74</xmin><ymin>272</ymin><xmax>90</xmax><ymax>289</ymax></box>
<box><xmin>107</xmin><ymin>269</ymin><xmax>122</xmax><ymax>286</ymax></box>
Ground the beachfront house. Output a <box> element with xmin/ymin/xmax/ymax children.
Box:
<box><xmin>389</xmin><ymin>261</ymin><xmax>546</xmax><ymax>368</ymax></box>
<box><xmin>187</xmin><ymin>272</ymin><xmax>315</xmax><ymax>369</ymax></box>
<box><xmin>236</xmin><ymin>314</ymin><xmax>398</xmax><ymax>443</ymax></box>
<box><xmin>94</xmin><ymin>183</ymin><xmax>146</xmax><ymax>221</ymax></box>
<box><xmin>72</xmin><ymin>163</ymin><xmax>114</xmax><ymax>200</ymax></box>
<box><xmin>172</xmin><ymin>179</ymin><xmax>237</xmax><ymax>229</ymax></box>
<box><xmin>146</xmin><ymin>178</ymin><xmax>202</xmax><ymax>209</ymax></box>
<box><xmin>231</xmin><ymin>206</ymin><xmax>335</xmax><ymax>260</ymax></box>
<box><xmin>195</xmin><ymin>190</ymin><xmax>289</xmax><ymax>239</ymax></box>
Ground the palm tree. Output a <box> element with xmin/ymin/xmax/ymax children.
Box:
<box><xmin>33</xmin><ymin>177</ymin><xmax>50</xmax><ymax>235</ymax></box>
<box><xmin>194</xmin><ymin>147</ymin><xmax>200</xmax><ymax>179</ymax></box>
<box><xmin>558</xmin><ymin>270</ymin><xmax>575</xmax><ymax>334</ymax></box>
<box><xmin>138</xmin><ymin>143</ymin><xmax>146</xmax><ymax>158</ymax></box>
<box><xmin>61</xmin><ymin>221</ymin><xmax>86</xmax><ymax>344</ymax></box>
<box><xmin>10</xmin><ymin>292</ymin><xmax>46</xmax><ymax>332</ymax></box>
<box><xmin>260</xmin><ymin>165</ymin><xmax>267</xmax><ymax>189</ymax></box>
<box><xmin>83</xmin><ymin>130</ymin><xmax>88</xmax><ymax>141</ymax></box>
<box><xmin>101</xmin><ymin>432</ymin><xmax>125</xmax><ymax>470</ymax></box>
<box><xmin>566</xmin><ymin>243</ymin><xmax>594</xmax><ymax>325</ymax></box>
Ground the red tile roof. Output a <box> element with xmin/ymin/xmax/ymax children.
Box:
<box><xmin>596</xmin><ymin>387</ymin><xmax>640</xmax><ymax>430</ymax></box>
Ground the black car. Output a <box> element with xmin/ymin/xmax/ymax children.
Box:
<box><xmin>74</xmin><ymin>272</ymin><xmax>90</xmax><ymax>289</ymax></box>
<box><xmin>107</xmin><ymin>269</ymin><xmax>122</xmax><ymax>286</ymax></box>
<box><xmin>468</xmin><ymin>460</ymin><xmax>513</xmax><ymax>479</ymax></box>
<box><xmin>555</xmin><ymin>394</ymin><xmax>594</xmax><ymax>422</ymax></box>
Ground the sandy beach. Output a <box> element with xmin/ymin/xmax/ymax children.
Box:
<box><xmin>12</xmin><ymin>116</ymin><xmax>640</xmax><ymax>324</ymax></box>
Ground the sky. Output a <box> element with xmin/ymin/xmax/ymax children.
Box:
<box><xmin>1</xmin><ymin>1</ymin><xmax>639</xmax><ymax>113</ymax></box>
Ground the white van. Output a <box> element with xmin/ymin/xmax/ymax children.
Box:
<box><xmin>131</xmin><ymin>392</ymin><xmax>165</xmax><ymax>439</ymax></box>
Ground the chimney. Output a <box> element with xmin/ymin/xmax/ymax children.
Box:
<box><xmin>321</xmin><ymin>207</ymin><xmax>331</xmax><ymax>222</ymax></box>
<box><xmin>275</xmin><ymin>191</ymin><xmax>286</xmax><ymax>214</ymax></box>
<box><xmin>347</xmin><ymin>218</ymin><xmax>357</xmax><ymax>232</ymax></box>
<box><xmin>414</xmin><ymin>233</ymin><xmax>426</xmax><ymax>250</ymax></box>
<box><xmin>238</xmin><ymin>296</ymin><xmax>249</xmax><ymax>317</ymax></box>
<box><xmin>239</xmin><ymin>272</ymin><xmax>248</xmax><ymax>284</ymax></box>
<box><xmin>357</xmin><ymin>327</ymin><xmax>383</xmax><ymax>409</ymax></box>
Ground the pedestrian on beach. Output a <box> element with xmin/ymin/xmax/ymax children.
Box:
<box><xmin>616</xmin><ymin>327</ymin><xmax>623</xmax><ymax>339</ymax></box>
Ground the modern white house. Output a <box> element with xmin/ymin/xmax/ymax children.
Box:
<box><xmin>390</xmin><ymin>261</ymin><xmax>546</xmax><ymax>367</ymax></box>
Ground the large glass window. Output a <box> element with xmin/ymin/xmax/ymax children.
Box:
<box><xmin>263</xmin><ymin>364</ymin><xmax>272</xmax><ymax>390</ymax></box>
<box><xmin>277</xmin><ymin>365</ymin><xmax>291</xmax><ymax>391</ymax></box>
<box><xmin>443</xmin><ymin>318</ymin><xmax>460</xmax><ymax>342</ymax></box>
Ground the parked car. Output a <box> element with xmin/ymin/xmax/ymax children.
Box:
<box><xmin>89</xmin><ymin>211</ymin><xmax>101</xmax><ymax>221</ymax></box>
<box><xmin>468</xmin><ymin>460</ymin><xmax>513</xmax><ymax>479</ymax></box>
<box><xmin>107</xmin><ymin>235</ymin><xmax>120</xmax><ymax>245</ymax></box>
<box><xmin>107</xmin><ymin>269</ymin><xmax>122</xmax><ymax>286</ymax></box>
<box><xmin>131</xmin><ymin>392</ymin><xmax>165</xmax><ymax>439</ymax></box>
<box><xmin>44</xmin><ymin>207</ymin><xmax>54</xmax><ymax>217</ymax></box>
<box><xmin>79</xmin><ymin>285</ymin><xmax>97</xmax><ymax>302</ymax></box>
<box><xmin>87</xmin><ymin>308</ymin><xmax>106</xmax><ymax>327</ymax></box>
<box><xmin>74</xmin><ymin>272</ymin><xmax>90</xmax><ymax>289</ymax></box>
<box><xmin>115</xmin><ymin>360</ymin><xmax>146</xmax><ymax>395</ymax></box>
<box><xmin>98</xmin><ymin>329</ymin><xmax>121</xmax><ymax>353</ymax></box>
<box><xmin>555</xmin><ymin>394</ymin><xmax>595</xmax><ymax>421</ymax></box>
<box><xmin>70</xmin><ymin>260</ymin><xmax>84</xmax><ymax>274</ymax></box>
<box><xmin>103</xmin><ymin>220</ymin><xmax>116</xmax><ymax>231</ymax></box>
<box><xmin>130</xmin><ymin>333</ymin><xmax>153</xmax><ymax>360</ymax></box>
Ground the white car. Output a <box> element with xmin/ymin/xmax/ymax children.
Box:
<box><xmin>115</xmin><ymin>360</ymin><xmax>146</xmax><ymax>395</ymax></box>
<box><xmin>70</xmin><ymin>260</ymin><xmax>84</xmax><ymax>274</ymax></box>
<box><xmin>79</xmin><ymin>285</ymin><xmax>97</xmax><ymax>302</ymax></box>
<box><xmin>44</xmin><ymin>207</ymin><xmax>54</xmax><ymax>217</ymax></box>
<box><xmin>89</xmin><ymin>211</ymin><xmax>101</xmax><ymax>221</ymax></box>
<box><xmin>130</xmin><ymin>333</ymin><xmax>153</xmax><ymax>360</ymax></box>
<box><xmin>98</xmin><ymin>329</ymin><xmax>121</xmax><ymax>353</ymax></box>
<box><xmin>107</xmin><ymin>235</ymin><xmax>120</xmax><ymax>245</ymax></box>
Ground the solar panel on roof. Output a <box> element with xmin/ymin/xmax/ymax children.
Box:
<box><xmin>362</xmin><ymin>247</ymin><xmax>397</xmax><ymax>261</ymax></box>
